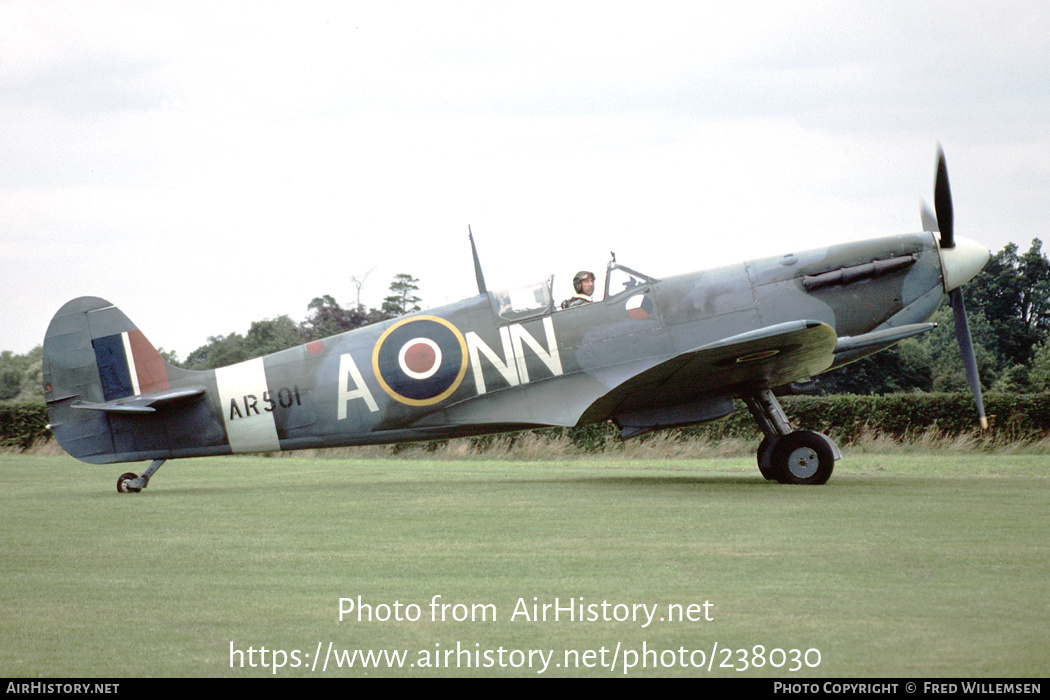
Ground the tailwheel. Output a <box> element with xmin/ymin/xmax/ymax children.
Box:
<box><xmin>115</xmin><ymin>459</ymin><xmax>165</xmax><ymax>494</ymax></box>
<box><xmin>770</xmin><ymin>431</ymin><xmax>835</xmax><ymax>485</ymax></box>
<box><xmin>117</xmin><ymin>472</ymin><xmax>141</xmax><ymax>494</ymax></box>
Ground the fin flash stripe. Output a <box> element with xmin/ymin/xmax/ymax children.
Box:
<box><xmin>92</xmin><ymin>330</ymin><xmax>169</xmax><ymax>401</ymax></box>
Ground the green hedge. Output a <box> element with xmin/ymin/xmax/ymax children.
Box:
<box><xmin>6</xmin><ymin>394</ymin><xmax>1050</xmax><ymax>454</ymax></box>
<box><xmin>653</xmin><ymin>393</ymin><xmax>1050</xmax><ymax>450</ymax></box>
<box><xmin>0</xmin><ymin>403</ymin><xmax>50</xmax><ymax>450</ymax></box>
<box><xmin>685</xmin><ymin>393</ymin><xmax>1050</xmax><ymax>441</ymax></box>
<box><xmin>547</xmin><ymin>393</ymin><xmax>1050</xmax><ymax>452</ymax></box>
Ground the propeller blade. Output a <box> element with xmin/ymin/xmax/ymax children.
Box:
<box><xmin>950</xmin><ymin>287</ymin><xmax>988</xmax><ymax>430</ymax></box>
<box><xmin>935</xmin><ymin>148</ymin><xmax>955</xmax><ymax>248</ymax></box>
<box><xmin>920</xmin><ymin>201</ymin><xmax>939</xmax><ymax>232</ymax></box>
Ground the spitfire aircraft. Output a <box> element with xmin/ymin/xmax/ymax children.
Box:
<box><xmin>43</xmin><ymin>150</ymin><xmax>990</xmax><ymax>491</ymax></box>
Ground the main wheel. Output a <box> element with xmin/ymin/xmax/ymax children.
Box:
<box><xmin>770</xmin><ymin>431</ymin><xmax>835</xmax><ymax>485</ymax></box>
<box><xmin>117</xmin><ymin>472</ymin><xmax>141</xmax><ymax>493</ymax></box>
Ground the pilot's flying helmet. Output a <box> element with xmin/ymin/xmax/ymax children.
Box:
<box><xmin>573</xmin><ymin>270</ymin><xmax>595</xmax><ymax>294</ymax></box>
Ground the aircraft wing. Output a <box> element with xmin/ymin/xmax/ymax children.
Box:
<box><xmin>583</xmin><ymin>320</ymin><xmax>838</xmax><ymax>420</ymax></box>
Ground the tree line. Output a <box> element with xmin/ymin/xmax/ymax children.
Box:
<box><xmin>4</xmin><ymin>241</ymin><xmax>1050</xmax><ymax>402</ymax></box>
<box><xmin>176</xmin><ymin>272</ymin><xmax>422</xmax><ymax>370</ymax></box>
<box><xmin>0</xmin><ymin>273</ymin><xmax>422</xmax><ymax>402</ymax></box>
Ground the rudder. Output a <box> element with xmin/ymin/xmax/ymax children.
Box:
<box><xmin>43</xmin><ymin>297</ymin><xmax>173</xmax><ymax>462</ymax></box>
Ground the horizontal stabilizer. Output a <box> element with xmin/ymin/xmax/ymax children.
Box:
<box><xmin>72</xmin><ymin>386</ymin><xmax>206</xmax><ymax>414</ymax></box>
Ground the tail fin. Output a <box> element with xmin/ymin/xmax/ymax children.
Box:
<box><xmin>43</xmin><ymin>297</ymin><xmax>181</xmax><ymax>463</ymax></box>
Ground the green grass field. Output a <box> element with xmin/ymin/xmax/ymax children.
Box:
<box><xmin>1</xmin><ymin>453</ymin><xmax>1047</xmax><ymax>677</ymax></box>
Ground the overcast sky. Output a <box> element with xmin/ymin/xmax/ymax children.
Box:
<box><xmin>2</xmin><ymin>1</ymin><xmax>1048</xmax><ymax>356</ymax></box>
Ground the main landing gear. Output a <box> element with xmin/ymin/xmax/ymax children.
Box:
<box><xmin>116</xmin><ymin>459</ymin><xmax>166</xmax><ymax>494</ymax></box>
<box><xmin>744</xmin><ymin>390</ymin><xmax>839</xmax><ymax>485</ymax></box>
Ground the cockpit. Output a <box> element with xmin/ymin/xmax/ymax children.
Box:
<box><xmin>490</xmin><ymin>254</ymin><xmax>657</xmax><ymax>322</ymax></box>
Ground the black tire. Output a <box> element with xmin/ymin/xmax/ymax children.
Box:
<box><xmin>117</xmin><ymin>472</ymin><xmax>141</xmax><ymax>494</ymax></box>
<box><xmin>770</xmin><ymin>431</ymin><xmax>835</xmax><ymax>485</ymax></box>
<box><xmin>757</xmin><ymin>435</ymin><xmax>778</xmax><ymax>480</ymax></box>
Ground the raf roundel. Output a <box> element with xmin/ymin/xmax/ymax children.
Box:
<box><xmin>372</xmin><ymin>316</ymin><xmax>468</xmax><ymax>406</ymax></box>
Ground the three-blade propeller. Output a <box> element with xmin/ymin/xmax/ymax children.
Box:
<box><xmin>923</xmin><ymin>148</ymin><xmax>989</xmax><ymax>430</ymax></box>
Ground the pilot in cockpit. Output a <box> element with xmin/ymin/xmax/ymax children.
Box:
<box><xmin>560</xmin><ymin>270</ymin><xmax>595</xmax><ymax>309</ymax></box>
